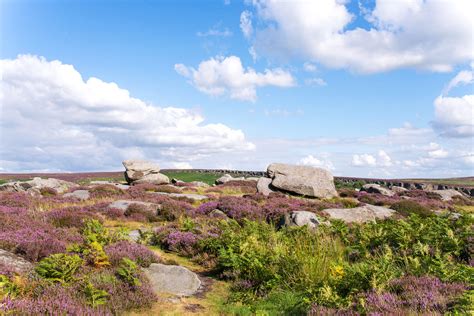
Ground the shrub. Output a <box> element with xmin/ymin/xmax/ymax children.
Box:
<box><xmin>0</xmin><ymin>192</ymin><xmax>32</xmax><ymax>208</ymax></box>
<box><xmin>157</xmin><ymin>199</ymin><xmax>193</xmax><ymax>221</ymax></box>
<box><xmin>116</xmin><ymin>258</ymin><xmax>141</xmax><ymax>287</ymax></box>
<box><xmin>154</xmin><ymin>185</ymin><xmax>182</xmax><ymax>193</ymax></box>
<box><xmin>105</xmin><ymin>241</ymin><xmax>159</xmax><ymax>267</ymax></box>
<box><xmin>390</xmin><ymin>200</ymin><xmax>432</xmax><ymax>217</ymax></box>
<box><xmin>124</xmin><ymin>203</ymin><xmax>158</xmax><ymax>222</ymax></box>
<box><xmin>217</xmin><ymin>196</ymin><xmax>262</xmax><ymax>221</ymax></box>
<box><xmin>47</xmin><ymin>207</ymin><xmax>99</xmax><ymax>229</ymax></box>
<box><xmin>89</xmin><ymin>185</ymin><xmax>124</xmax><ymax>198</ymax></box>
<box><xmin>35</xmin><ymin>253</ymin><xmax>83</xmax><ymax>284</ymax></box>
<box><xmin>83</xmin><ymin>282</ymin><xmax>109</xmax><ymax>307</ymax></box>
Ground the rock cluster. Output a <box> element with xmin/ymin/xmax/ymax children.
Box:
<box><xmin>0</xmin><ymin>177</ymin><xmax>77</xmax><ymax>195</ymax></box>
<box><xmin>257</xmin><ymin>163</ymin><xmax>338</xmax><ymax>198</ymax></box>
<box><xmin>123</xmin><ymin>160</ymin><xmax>170</xmax><ymax>185</ymax></box>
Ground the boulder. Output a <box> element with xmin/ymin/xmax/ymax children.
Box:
<box><xmin>266</xmin><ymin>163</ymin><xmax>337</xmax><ymax>198</ymax></box>
<box><xmin>133</xmin><ymin>173</ymin><xmax>170</xmax><ymax>185</ymax></box>
<box><xmin>144</xmin><ymin>263</ymin><xmax>201</xmax><ymax>296</ymax></box>
<box><xmin>361</xmin><ymin>184</ymin><xmax>395</xmax><ymax>196</ymax></box>
<box><xmin>324</xmin><ymin>204</ymin><xmax>395</xmax><ymax>223</ymax></box>
<box><xmin>0</xmin><ymin>177</ymin><xmax>77</xmax><ymax>195</ymax></box>
<box><xmin>391</xmin><ymin>186</ymin><xmax>408</xmax><ymax>193</ymax></box>
<box><xmin>150</xmin><ymin>192</ymin><xmax>208</xmax><ymax>201</ymax></box>
<box><xmin>108</xmin><ymin>200</ymin><xmax>159</xmax><ymax>214</ymax></box>
<box><xmin>63</xmin><ymin>189</ymin><xmax>90</xmax><ymax>200</ymax></box>
<box><xmin>122</xmin><ymin>160</ymin><xmax>162</xmax><ymax>183</ymax></box>
<box><xmin>189</xmin><ymin>181</ymin><xmax>210</xmax><ymax>188</ymax></box>
<box><xmin>216</xmin><ymin>174</ymin><xmax>243</xmax><ymax>184</ymax></box>
<box><xmin>257</xmin><ymin>177</ymin><xmax>274</xmax><ymax>196</ymax></box>
<box><xmin>90</xmin><ymin>181</ymin><xmax>130</xmax><ymax>190</ymax></box>
<box><xmin>0</xmin><ymin>249</ymin><xmax>34</xmax><ymax>275</ymax></box>
<box><xmin>280</xmin><ymin>211</ymin><xmax>320</xmax><ymax>229</ymax></box>
<box><xmin>431</xmin><ymin>189</ymin><xmax>464</xmax><ymax>201</ymax></box>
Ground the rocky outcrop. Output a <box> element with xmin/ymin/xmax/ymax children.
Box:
<box><xmin>391</xmin><ymin>186</ymin><xmax>408</xmax><ymax>193</ymax></box>
<box><xmin>122</xmin><ymin>160</ymin><xmax>169</xmax><ymax>185</ymax></box>
<box><xmin>144</xmin><ymin>263</ymin><xmax>201</xmax><ymax>296</ymax></box>
<box><xmin>108</xmin><ymin>200</ymin><xmax>160</xmax><ymax>214</ymax></box>
<box><xmin>266</xmin><ymin>163</ymin><xmax>338</xmax><ymax>198</ymax></box>
<box><xmin>279</xmin><ymin>211</ymin><xmax>320</xmax><ymax>229</ymax></box>
<box><xmin>0</xmin><ymin>177</ymin><xmax>77</xmax><ymax>195</ymax></box>
<box><xmin>257</xmin><ymin>177</ymin><xmax>274</xmax><ymax>196</ymax></box>
<box><xmin>361</xmin><ymin>184</ymin><xmax>395</xmax><ymax>196</ymax></box>
<box><xmin>431</xmin><ymin>189</ymin><xmax>464</xmax><ymax>201</ymax></box>
<box><xmin>0</xmin><ymin>249</ymin><xmax>34</xmax><ymax>274</ymax></box>
<box><xmin>215</xmin><ymin>174</ymin><xmax>245</xmax><ymax>184</ymax></box>
<box><xmin>323</xmin><ymin>205</ymin><xmax>395</xmax><ymax>223</ymax></box>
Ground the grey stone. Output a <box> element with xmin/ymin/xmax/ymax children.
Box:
<box><xmin>280</xmin><ymin>211</ymin><xmax>320</xmax><ymax>229</ymax></box>
<box><xmin>128</xmin><ymin>230</ymin><xmax>141</xmax><ymax>242</ymax></box>
<box><xmin>189</xmin><ymin>181</ymin><xmax>210</xmax><ymax>188</ymax></box>
<box><xmin>144</xmin><ymin>263</ymin><xmax>201</xmax><ymax>296</ymax></box>
<box><xmin>0</xmin><ymin>249</ymin><xmax>34</xmax><ymax>275</ymax></box>
<box><xmin>257</xmin><ymin>177</ymin><xmax>274</xmax><ymax>196</ymax></box>
<box><xmin>209</xmin><ymin>209</ymin><xmax>228</xmax><ymax>218</ymax></box>
<box><xmin>122</xmin><ymin>159</ymin><xmax>162</xmax><ymax>183</ymax></box>
<box><xmin>431</xmin><ymin>189</ymin><xmax>464</xmax><ymax>201</ymax></box>
<box><xmin>361</xmin><ymin>184</ymin><xmax>395</xmax><ymax>196</ymax></box>
<box><xmin>0</xmin><ymin>177</ymin><xmax>77</xmax><ymax>195</ymax></box>
<box><xmin>149</xmin><ymin>192</ymin><xmax>208</xmax><ymax>201</ymax></box>
<box><xmin>108</xmin><ymin>200</ymin><xmax>159</xmax><ymax>213</ymax></box>
<box><xmin>63</xmin><ymin>189</ymin><xmax>90</xmax><ymax>200</ymax></box>
<box><xmin>267</xmin><ymin>163</ymin><xmax>338</xmax><ymax>198</ymax></box>
<box><xmin>324</xmin><ymin>204</ymin><xmax>395</xmax><ymax>223</ymax></box>
<box><xmin>216</xmin><ymin>174</ymin><xmax>244</xmax><ymax>184</ymax></box>
<box><xmin>391</xmin><ymin>186</ymin><xmax>408</xmax><ymax>193</ymax></box>
<box><xmin>133</xmin><ymin>173</ymin><xmax>170</xmax><ymax>185</ymax></box>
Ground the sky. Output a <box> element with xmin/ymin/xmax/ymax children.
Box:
<box><xmin>0</xmin><ymin>0</ymin><xmax>473</xmax><ymax>178</ymax></box>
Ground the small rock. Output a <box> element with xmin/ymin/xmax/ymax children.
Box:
<box><xmin>0</xmin><ymin>249</ymin><xmax>34</xmax><ymax>275</ymax></box>
<box><xmin>144</xmin><ymin>263</ymin><xmax>201</xmax><ymax>296</ymax></box>
<box><xmin>209</xmin><ymin>209</ymin><xmax>228</xmax><ymax>218</ymax></box>
<box><xmin>63</xmin><ymin>189</ymin><xmax>90</xmax><ymax>200</ymax></box>
<box><xmin>280</xmin><ymin>211</ymin><xmax>320</xmax><ymax>229</ymax></box>
<box><xmin>149</xmin><ymin>192</ymin><xmax>208</xmax><ymax>201</ymax></box>
<box><xmin>324</xmin><ymin>204</ymin><xmax>395</xmax><ymax>223</ymax></box>
<box><xmin>361</xmin><ymin>184</ymin><xmax>395</xmax><ymax>196</ymax></box>
<box><xmin>128</xmin><ymin>230</ymin><xmax>141</xmax><ymax>242</ymax></box>
<box><xmin>215</xmin><ymin>174</ymin><xmax>245</xmax><ymax>184</ymax></box>
<box><xmin>108</xmin><ymin>200</ymin><xmax>159</xmax><ymax>213</ymax></box>
<box><xmin>189</xmin><ymin>181</ymin><xmax>210</xmax><ymax>188</ymax></box>
<box><xmin>391</xmin><ymin>186</ymin><xmax>408</xmax><ymax>193</ymax></box>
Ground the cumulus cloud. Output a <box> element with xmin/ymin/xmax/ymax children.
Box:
<box><xmin>352</xmin><ymin>150</ymin><xmax>392</xmax><ymax>167</ymax></box>
<box><xmin>0</xmin><ymin>55</ymin><xmax>255</xmax><ymax>171</ymax></box>
<box><xmin>298</xmin><ymin>154</ymin><xmax>335</xmax><ymax>170</ymax></box>
<box><xmin>174</xmin><ymin>55</ymin><xmax>295</xmax><ymax>101</ymax></box>
<box><xmin>303</xmin><ymin>62</ymin><xmax>317</xmax><ymax>72</ymax></box>
<box><xmin>305</xmin><ymin>78</ymin><xmax>327</xmax><ymax>86</ymax></box>
<box><xmin>244</xmin><ymin>0</ymin><xmax>473</xmax><ymax>73</ymax></box>
<box><xmin>433</xmin><ymin>68</ymin><xmax>474</xmax><ymax>137</ymax></box>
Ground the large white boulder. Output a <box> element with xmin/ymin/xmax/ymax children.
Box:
<box><xmin>267</xmin><ymin>163</ymin><xmax>337</xmax><ymax>198</ymax></box>
<box><xmin>133</xmin><ymin>173</ymin><xmax>170</xmax><ymax>185</ymax></box>
<box><xmin>431</xmin><ymin>189</ymin><xmax>464</xmax><ymax>201</ymax></box>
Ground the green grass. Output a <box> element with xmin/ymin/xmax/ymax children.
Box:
<box><xmin>404</xmin><ymin>177</ymin><xmax>474</xmax><ymax>186</ymax></box>
<box><xmin>160</xmin><ymin>171</ymin><xmax>222</xmax><ymax>185</ymax></box>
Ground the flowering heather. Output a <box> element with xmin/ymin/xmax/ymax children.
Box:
<box><xmin>217</xmin><ymin>196</ymin><xmax>262</xmax><ymax>221</ymax></box>
<box><xmin>39</xmin><ymin>187</ymin><xmax>58</xmax><ymax>196</ymax></box>
<box><xmin>363</xmin><ymin>276</ymin><xmax>467</xmax><ymax>314</ymax></box>
<box><xmin>47</xmin><ymin>207</ymin><xmax>100</xmax><ymax>228</ymax></box>
<box><xmin>163</xmin><ymin>231</ymin><xmax>202</xmax><ymax>255</ymax></box>
<box><xmin>0</xmin><ymin>192</ymin><xmax>32</xmax><ymax>208</ymax></box>
<box><xmin>0</xmin><ymin>283</ymin><xmax>111</xmax><ymax>315</ymax></box>
<box><xmin>105</xmin><ymin>241</ymin><xmax>159</xmax><ymax>267</ymax></box>
<box><xmin>192</xmin><ymin>201</ymin><xmax>219</xmax><ymax>216</ymax></box>
<box><xmin>89</xmin><ymin>184</ymin><xmax>125</xmax><ymax>198</ymax></box>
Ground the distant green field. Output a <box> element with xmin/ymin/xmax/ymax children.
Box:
<box><xmin>161</xmin><ymin>171</ymin><xmax>222</xmax><ymax>185</ymax></box>
<box><xmin>404</xmin><ymin>178</ymin><xmax>474</xmax><ymax>186</ymax></box>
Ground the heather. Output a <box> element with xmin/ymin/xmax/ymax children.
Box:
<box><xmin>0</xmin><ymin>174</ymin><xmax>472</xmax><ymax>315</ymax></box>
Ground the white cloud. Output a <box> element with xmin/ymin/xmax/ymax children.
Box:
<box><xmin>240</xmin><ymin>11</ymin><xmax>253</xmax><ymax>39</ymax></box>
<box><xmin>168</xmin><ymin>162</ymin><xmax>193</xmax><ymax>169</ymax></box>
<box><xmin>433</xmin><ymin>68</ymin><xmax>474</xmax><ymax>137</ymax></box>
<box><xmin>377</xmin><ymin>150</ymin><xmax>392</xmax><ymax>167</ymax></box>
<box><xmin>174</xmin><ymin>55</ymin><xmax>295</xmax><ymax>102</ymax></box>
<box><xmin>352</xmin><ymin>154</ymin><xmax>377</xmax><ymax>167</ymax></box>
<box><xmin>245</xmin><ymin>0</ymin><xmax>473</xmax><ymax>73</ymax></box>
<box><xmin>299</xmin><ymin>155</ymin><xmax>335</xmax><ymax>170</ymax></box>
<box><xmin>305</xmin><ymin>77</ymin><xmax>327</xmax><ymax>86</ymax></box>
<box><xmin>428</xmin><ymin>148</ymin><xmax>449</xmax><ymax>159</ymax></box>
<box><xmin>0</xmin><ymin>55</ymin><xmax>255</xmax><ymax>171</ymax></box>
<box><xmin>197</xmin><ymin>27</ymin><xmax>232</xmax><ymax>37</ymax></box>
<box><xmin>303</xmin><ymin>62</ymin><xmax>317</xmax><ymax>72</ymax></box>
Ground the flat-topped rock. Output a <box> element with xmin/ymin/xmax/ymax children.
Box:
<box><xmin>123</xmin><ymin>160</ymin><xmax>166</xmax><ymax>184</ymax></box>
<box><xmin>431</xmin><ymin>189</ymin><xmax>464</xmax><ymax>201</ymax></box>
<box><xmin>133</xmin><ymin>173</ymin><xmax>170</xmax><ymax>185</ymax></box>
<box><xmin>144</xmin><ymin>263</ymin><xmax>201</xmax><ymax>296</ymax></box>
<box><xmin>280</xmin><ymin>211</ymin><xmax>320</xmax><ymax>229</ymax></box>
<box><xmin>63</xmin><ymin>189</ymin><xmax>90</xmax><ymax>200</ymax></box>
<box><xmin>361</xmin><ymin>184</ymin><xmax>395</xmax><ymax>196</ymax></box>
<box><xmin>267</xmin><ymin>163</ymin><xmax>337</xmax><ymax>198</ymax></box>
<box><xmin>324</xmin><ymin>204</ymin><xmax>395</xmax><ymax>223</ymax></box>
<box><xmin>0</xmin><ymin>249</ymin><xmax>34</xmax><ymax>275</ymax></box>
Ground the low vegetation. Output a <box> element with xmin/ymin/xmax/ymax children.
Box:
<box><xmin>0</xmin><ymin>172</ymin><xmax>472</xmax><ymax>315</ymax></box>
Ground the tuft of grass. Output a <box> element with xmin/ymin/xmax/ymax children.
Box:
<box><xmin>161</xmin><ymin>171</ymin><xmax>222</xmax><ymax>185</ymax></box>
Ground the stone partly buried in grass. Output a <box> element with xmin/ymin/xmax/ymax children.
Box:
<box><xmin>265</xmin><ymin>163</ymin><xmax>338</xmax><ymax>198</ymax></box>
<box><xmin>143</xmin><ymin>263</ymin><xmax>201</xmax><ymax>296</ymax></box>
<box><xmin>323</xmin><ymin>204</ymin><xmax>395</xmax><ymax>223</ymax></box>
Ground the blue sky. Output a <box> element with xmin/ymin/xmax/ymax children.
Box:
<box><xmin>1</xmin><ymin>0</ymin><xmax>473</xmax><ymax>177</ymax></box>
